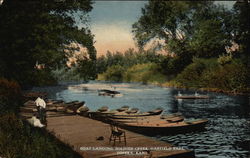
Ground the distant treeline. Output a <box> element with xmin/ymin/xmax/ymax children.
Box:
<box><xmin>97</xmin><ymin>49</ymin><xmax>249</xmax><ymax>93</ymax></box>
<box><xmin>96</xmin><ymin>48</ymin><xmax>163</xmax><ymax>74</ymax></box>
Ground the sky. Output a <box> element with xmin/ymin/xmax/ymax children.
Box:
<box><xmin>88</xmin><ymin>1</ymin><xmax>235</xmax><ymax>56</ymax></box>
<box><xmin>88</xmin><ymin>1</ymin><xmax>147</xmax><ymax>56</ymax></box>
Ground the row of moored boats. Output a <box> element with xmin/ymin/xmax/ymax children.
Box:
<box><xmin>86</xmin><ymin>105</ymin><xmax>208</xmax><ymax>136</ymax></box>
<box><xmin>23</xmin><ymin>99</ymin><xmax>208</xmax><ymax>136</ymax></box>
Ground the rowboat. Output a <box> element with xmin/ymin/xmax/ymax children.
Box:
<box><xmin>97</xmin><ymin>106</ymin><xmax>109</xmax><ymax>112</ymax></box>
<box><xmin>98</xmin><ymin>89</ymin><xmax>122</xmax><ymax>97</ymax></box>
<box><xmin>65</xmin><ymin>101</ymin><xmax>85</xmax><ymax>114</ymax></box>
<box><xmin>109</xmin><ymin>114</ymin><xmax>184</xmax><ymax>124</ymax></box>
<box><xmin>65</xmin><ymin>100</ymin><xmax>79</xmax><ymax>105</ymax></box>
<box><xmin>126</xmin><ymin>108</ymin><xmax>139</xmax><ymax>114</ymax></box>
<box><xmin>46</xmin><ymin>99</ymin><xmax>64</xmax><ymax>105</ymax></box>
<box><xmin>117</xmin><ymin>105</ymin><xmax>130</xmax><ymax>112</ymax></box>
<box><xmin>109</xmin><ymin>108</ymin><xmax>163</xmax><ymax>119</ymax></box>
<box><xmin>119</xmin><ymin>119</ymin><xmax>208</xmax><ymax>136</ymax></box>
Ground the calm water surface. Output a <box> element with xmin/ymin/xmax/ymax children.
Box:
<box><xmin>32</xmin><ymin>81</ymin><xmax>250</xmax><ymax>158</ymax></box>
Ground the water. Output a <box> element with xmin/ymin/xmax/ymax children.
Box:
<box><xmin>32</xmin><ymin>81</ymin><xmax>250</xmax><ymax>158</ymax></box>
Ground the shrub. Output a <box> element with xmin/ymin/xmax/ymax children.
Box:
<box><xmin>0</xmin><ymin>78</ymin><xmax>22</xmax><ymax>114</ymax></box>
<box><xmin>217</xmin><ymin>53</ymin><xmax>232</xmax><ymax>65</ymax></box>
<box><xmin>123</xmin><ymin>63</ymin><xmax>166</xmax><ymax>84</ymax></box>
<box><xmin>97</xmin><ymin>65</ymin><xmax>125</xmax><ymax>82</ymax></box>
<box><xmin>176</xmin><ymin>58</ymin><xmax>217</xmax><ymax>88</ymax></box>
<box><xmin>175</xmin><ymin>58</ymin><xmax>249</xmax><ymax>93</ymax></box>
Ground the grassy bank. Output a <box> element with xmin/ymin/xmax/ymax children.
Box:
<box><xmin>97</xmin><ymin>58</ymin><xmax>249</xmax><ymax>95</ymax></box>
<box><xmin>0</xmin><ymin>114</ymin><xmax>81</xmax><ymax>158</ymax></box>
<box><xmin>0</xmin><ymin>78</ymin><xmax>81</xmax><ymax>158</ymax></box>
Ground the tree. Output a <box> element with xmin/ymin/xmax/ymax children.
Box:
<box><xmin>0</xmin><ymin>0</ymin><xmax>96</xmax><ymax>87</ymax></box>
<box><xmin>132</xmin><ymin>1</ymin><xmax>233</xmax><ymax>59</ymax></box>
<box><xmin>233</xmin><ymin>0</ymin><xmax>250</xmax><ymax>65</ymax></box>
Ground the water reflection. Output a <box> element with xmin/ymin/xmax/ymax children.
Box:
<box><xmin>32</xmin><ymin>82</ymin><xmax>250</xmax><ymax>158</ymax></box>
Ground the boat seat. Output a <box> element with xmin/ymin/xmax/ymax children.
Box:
<box><xmin>109</xmin><ymin>124</ymin><xmax>126</xmax><ymax>146</ymax></box>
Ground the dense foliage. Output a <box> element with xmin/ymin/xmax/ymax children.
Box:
<box><xmin>175</xmin><ymin>58</ymin><xmax>249</xmax><ymax>93</ymax></box>
<box><xmin>0</xmin><ymin>0</ymin><xmax>96</xmax><ymax>87</ymax></box>
<box><xmin>233</xmin><ymin>1</ymin><xmax>250</xmax><ymax>65</ymax></box>
<box><xmin>0</xmin><ymin>78</ymin><xmax>22</xmax><ymax>114</ymax></box>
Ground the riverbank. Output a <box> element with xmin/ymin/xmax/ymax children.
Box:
<box><xmin>97</xmin><ymin>59</ymin><xmax>249</xmax><ymax>96</ymax></box>
<box><xmin>95</xmin><ymin>79</ymin><xmax>250</xmax><ymax>96</ymax></box>
<box><xmin>161</xmin><ymin>82</ymin><xmax>250</xmax><ymax>96</ymax></box>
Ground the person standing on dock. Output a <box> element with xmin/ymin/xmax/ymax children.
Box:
<box><xmin>35</xmin><ymin>97</ymin><xmax>46</xmax><ymax>125</ymax></box>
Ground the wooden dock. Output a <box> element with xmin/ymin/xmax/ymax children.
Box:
<box><xmin>20</xmin><ymin>100</ymin><xmax>195</xmax><ymax>158</ymax></box>
<box><xmin>46</xmin><ymin>115</ymin><xmax>195</xmax><ymax>158</ymax></box>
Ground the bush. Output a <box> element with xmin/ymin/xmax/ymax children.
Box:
<box><xmin>204</xmin><ymin>59</ymin><xmax>249</xmax><ymax>92</ymax></box>
<box><xmin>0</xmin><ymin>78</ymin><xmax>22</xmax><ymax>114</ymax></box>
<box><xmin>97</xmin><ymin>65</ymin><xmax>125</xmax><ymax>82</ymax></box>
<box><xmin>217</xmin><ymin>53</ymin><xmax>233</xmax><ymax>65</ymax></box>
<box><xmin>123</xmin><ymin>63</ymin><xmax>166</xmax><ymax>84</ymax></box>
<box><xmin>175</xmin><ymin>58</ymin><xmax>249</xmax><ymax>93</ymax></box>
<box><xmin>0</xmin><ymin>114</ymin><xmax>82</xmax><ymax>158</ymax></box>
<box><xmin>176</xmin><ymin>58</ymin><xmax>217</xmax><ymax>88</ymax></box>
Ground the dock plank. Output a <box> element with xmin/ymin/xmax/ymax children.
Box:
<box><xmin>46</xmin><ymin>115</ymin><xmax>195</xmax><ymax>158</ymax></box>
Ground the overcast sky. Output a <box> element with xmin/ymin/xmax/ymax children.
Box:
<box><xmin>88</xmin><ymin>1</ymin><xmax>235</xmax><ymax>56</ymax></box>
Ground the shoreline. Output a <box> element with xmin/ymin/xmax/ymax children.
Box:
<box><xmin>96</xmin><ymin>79</ymin><xmax>250</xmax><ymax>96</ymax></box>
<box><xmin>26</xmin><ymin>80</ymin><xmax>250</xmax><ymax>97</ymax></box>
<box><xmin>160</xmin><ymin>83</ymin><xmax>250</xmax><ymax>97</ymax></box>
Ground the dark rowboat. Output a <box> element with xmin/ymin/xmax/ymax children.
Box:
<box><xmin>65</xmin><ymin>100</ymin><xmax>79</xmax><ymax>104</ymax></box>
<box><xmin>98</xmin><ymin>89</ymin><xmax>122</xmax><ymax>97</ymax></box>
<box><xmin>119</xmin><ymin>119</ymin><xmax>208</xmax><ymax>136</ymax></box>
